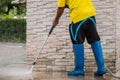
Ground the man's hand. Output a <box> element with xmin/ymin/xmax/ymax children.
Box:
<box><xmin>52</xmin><ymin>7</ymin><xmax>64</xmax><ymax>27</ymax></box>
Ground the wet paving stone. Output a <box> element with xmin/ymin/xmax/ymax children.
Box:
<box><xmin>0</xmin><ymin>71</ymin><xmax>116</xmax><ymax>80</ymax></box>
<box><xmin>32</xmin><ymin>72</ymin><xmax>116</xmax><ymax>80</ymax></box>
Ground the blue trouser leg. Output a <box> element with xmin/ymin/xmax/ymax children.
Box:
<box><xmin>68</xmin><ymin>44</ymin><xmax>84</xmax><ymax>76</ymax></box>
<box><xmin>91</xmin><ymin>41</ymin><xmax>106</xmax><ymax>76</ymax></box>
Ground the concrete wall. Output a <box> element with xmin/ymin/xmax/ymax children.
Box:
<box><xmin>27</xmin><ymin>0</ymin><xmax>120</xmax><ymax>75</ymax></box>
<box><xmin>116</xmin><ymin>0</ymin><xmax>120</xmax><ymax>77</ymax></box>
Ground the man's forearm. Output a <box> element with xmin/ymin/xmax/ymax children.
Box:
<box><xmin>54</xmin><ymin>7</ymin><xmax>64</xmax><ymax>21</ymax></box>
<box><xmin>53</xmin><ymin>7</ymin><xmax>64</xmax><ymax>27</ymax></box>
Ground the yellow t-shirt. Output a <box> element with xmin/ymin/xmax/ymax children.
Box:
<box><xmin>58</xmin><ymin>0</ymin><xmax>96</xmax><ymax>24</ymax></box>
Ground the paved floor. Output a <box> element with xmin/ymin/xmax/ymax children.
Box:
<box><xmin>0</xmin><ymin>42</ymin><xmax>115</xmax><ymax>80</ymax></box>
<box><xmin>0</xmin><ymin>42</ymin><xmax>28</xmax><ymax>80</ymax></box>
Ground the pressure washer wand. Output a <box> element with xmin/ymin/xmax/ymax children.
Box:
<box><xmin>29</xmin><ymin>26</ymin><xmax>55</xmax><ymax>72</ymax></box>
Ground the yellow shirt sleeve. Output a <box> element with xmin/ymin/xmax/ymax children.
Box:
<box><xmin>58</xmin><ymin>0</ymin><xmax>66</xmax><ymax>7</ymax></box>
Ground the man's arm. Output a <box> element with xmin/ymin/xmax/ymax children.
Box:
<box><xmin>53</xmin><ymin>7</ymin><xmax>64</xmax><ymax>27</ymax></box>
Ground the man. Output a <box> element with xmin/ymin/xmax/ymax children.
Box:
<box><xmin>52</xmin><ymin>0</ymin><xmax>106</xmax><ymax>77</ymax></box>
